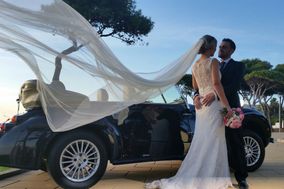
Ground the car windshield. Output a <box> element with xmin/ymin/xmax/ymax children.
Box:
<box><xmin>148</xmin><ymin>86</ymin><xmax>184</xmax><ymax>104</ymax></box>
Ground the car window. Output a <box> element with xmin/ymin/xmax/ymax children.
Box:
<box><xmin>148</xmin><ymin>86</ymin><xmax>183</xmax><ymax>104</ymax></box>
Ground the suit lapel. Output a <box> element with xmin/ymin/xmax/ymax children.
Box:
<box><xmin>221</xmin><ymin>59</ymin><xmax>234</xmax><ymax>74</ymax></box>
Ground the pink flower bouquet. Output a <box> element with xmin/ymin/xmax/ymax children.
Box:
<box><xmin>220</xmin><ymin>107</ymin><xmax>244</xmax><ymax>129</ymax></box>
<box><xmin>0</xmin><ymin>122</ymin><xmax>5</xmax><ymax>133</ymax></box>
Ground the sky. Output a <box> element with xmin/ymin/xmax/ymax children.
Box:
<box><xmin>0</xmin><ymin>0</ymin><xmax>284</xmax><ymax>121</ymax></box>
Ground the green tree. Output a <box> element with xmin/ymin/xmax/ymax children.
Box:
<box><xmin>244</xmin><ymin>70</ymin><xmax>283</xmax><ymax>124</ymax></box>
<box><xmin>273</xmin><ymin>64</ymin><xmax>284</xmax><ymax>128</ymax></box>
<box><xmin>240</xmin><ymin>59</ymin><xmax>273</xmax><ymax>107</ymax></box>
<box><xmin>63</xmin><ymin>0</ymin><xmax>154</xmax><ymax>45</ymax></box>
<box><xmin>176</xmin><ymin>74</ymin><xmax>194</xmax><ymax>101</ymax></box>
<box><xmin>269</xmin><ymin>98</ymin><xmax>280</xmax><ymax>125</ymax></box>
<box><xmin>274</xmin><ymin>64</ymin><xmax>284</xmax><ymax>73</ymax></box>
<box><xmin>242</xmin><ymin>58</ymin><xmax>272</xmax><ymax>75</ymax></box>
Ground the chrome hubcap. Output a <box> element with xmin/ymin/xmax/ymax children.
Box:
<box><xmin>60</xmin><ymin>140</ymin><xmax>100</xmax><ymax>182</ymax></box>
<box><xmin>243</xmin><ymin>136</ymin><xmax>261</xmax><ymax>166</ymax></box>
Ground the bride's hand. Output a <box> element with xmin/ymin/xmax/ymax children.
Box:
<box><xmin>226</xmin><ymin>107</ymin><xmax>232</xmax><ymax>112</ymax></box>
<box><xmin>225</xmin><ymin>107</ymin><xmax>233</xmax><ymax>116</ymax></box>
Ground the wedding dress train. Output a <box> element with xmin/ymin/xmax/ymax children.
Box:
<box><xmin>146</xmin><ymin>58</ymin><xmax>233</xmax><ymax>189</ymax></box>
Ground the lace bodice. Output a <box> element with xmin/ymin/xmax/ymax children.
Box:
<box><xmin>192</xmin><ymin>58</ymin><xmax>216</xmax><ymax>96</ymax></box>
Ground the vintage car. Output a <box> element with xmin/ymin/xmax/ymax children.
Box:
<box><xmin>0</xmin><ymin>80</ymin><xmax>273</xmax><ymax>189</ymax></box>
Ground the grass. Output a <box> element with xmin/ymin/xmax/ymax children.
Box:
<box><xmin>0</xmin><ymin>166</ymin><xmax>10</xmax><ymax>172</ymax></box>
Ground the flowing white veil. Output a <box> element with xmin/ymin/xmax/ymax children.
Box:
<box><xmin>0</xmin><ymin>0</ymin><xmax>203</xmax><ymax>131</ymax></box>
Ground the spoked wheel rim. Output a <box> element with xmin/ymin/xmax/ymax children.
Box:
<box><xmin>59</xmin><ymin>139</ymin><xmax>100</xmax><ymax>182</ymax></box>
<box><xmin>243</xmin><ymin>136</ymin><xmax>261</xmax><ymax>166</ymax></box>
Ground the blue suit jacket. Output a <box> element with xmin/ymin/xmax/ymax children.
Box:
<box><xmin>220</xmin><ymin>59</ymin><xmax>245</xmax><ymax>108</ymax></box>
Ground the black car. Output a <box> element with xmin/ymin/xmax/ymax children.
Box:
<box><xmin>0</xmin><ymin>83</ymin><xmax>273</xmax><ymax>189</ymax></box>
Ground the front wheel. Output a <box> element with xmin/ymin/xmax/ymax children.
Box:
<box><xmin>47</xmin><ymin>130</ymin><xmax>108</xmax><ymax>189</ymax></box>
<box><xmin>243</xmin><ymin>129</ymin><xmax>265</xmax><ymax>172</ymax></box>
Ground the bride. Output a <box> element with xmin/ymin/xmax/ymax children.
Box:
<box><xmin>145</xmin><ymin>35</ymin><xmax>234</xmax><ymax>189</ymax></box>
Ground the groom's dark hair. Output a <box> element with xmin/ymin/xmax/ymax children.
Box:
<box><xmin>222</xmin><ymin>38</ymin><xmax>236</xmax><ymax>51</ymax></box>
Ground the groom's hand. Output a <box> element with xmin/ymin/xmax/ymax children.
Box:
<box><xmin>193</xmin><ymin>96</ymin><xmax>202</xmax><ymax>110</ymax></box>
<box><xmin>201</xmin><ymin>92</ymin><xmax>215</xmax><ymax>106</ymax></box>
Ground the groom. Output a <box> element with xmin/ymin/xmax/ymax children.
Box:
<box><xmin>194</xmin><ymin>38</ymin><xmax>248</xmax><ymax>189</ymax></box>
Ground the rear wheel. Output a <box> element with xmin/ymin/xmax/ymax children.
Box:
<box><xmin>47</xmin><ymin>130</ymin><xmax>108</xmax><ymax>189</ymax></box>
<box><xmin>243</xmin><ymin>129</ymin><xmax>265</xmax><ymax>172</ymax></box>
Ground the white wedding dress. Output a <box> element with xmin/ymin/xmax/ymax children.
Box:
<box><xmin>146</xmin><ymin>58</ymin><xmax>233</xmax><ymax>189</ymax></box>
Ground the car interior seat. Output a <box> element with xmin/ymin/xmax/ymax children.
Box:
<box><xmin>96</xmin><ymin>88</ymin><xmax>109</xmax><ymax>102</ymax></box>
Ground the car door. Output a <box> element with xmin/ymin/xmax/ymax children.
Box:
<box><xmin>120</xmin><ymin>87</ymin><xmax>187</xmax><ymax>160</ymax></box>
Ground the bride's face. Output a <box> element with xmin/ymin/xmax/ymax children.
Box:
<box><xmin>209</xmin><ymin>42</ymin><xmax>217</xmax><ymax>56</ymax></box>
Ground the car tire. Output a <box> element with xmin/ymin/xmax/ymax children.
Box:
<box><xmin>243</xmin><ymin>129</ymin><xmax>265</xmax><ymax>172</ymax></box>
<box><xmin>47</xmin><ymin>130</ymin><xmax>108</xmax><ymax>189</ymax></box>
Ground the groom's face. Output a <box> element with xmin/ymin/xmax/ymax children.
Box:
<box><xmin>218</xmin><ymin>41</ymin><xmax>233</xmax><ymax>60</ymax></box>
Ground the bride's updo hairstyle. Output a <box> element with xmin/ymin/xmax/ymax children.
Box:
<box><xmin>198</xmin><ymin>35</ymin><xmax>217</xmax><ymax>54</ymax></box>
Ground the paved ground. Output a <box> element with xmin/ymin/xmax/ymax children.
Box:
<box><xmin>0</xmin><ymin>132</ymin><xmax>284</xmax><ymax>189</ymax></box>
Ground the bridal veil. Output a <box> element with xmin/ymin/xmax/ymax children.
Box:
<box><xmin>0</xmin><ymin>0</ymin><xmax>202</xmax><ymax>131</ymax></box>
